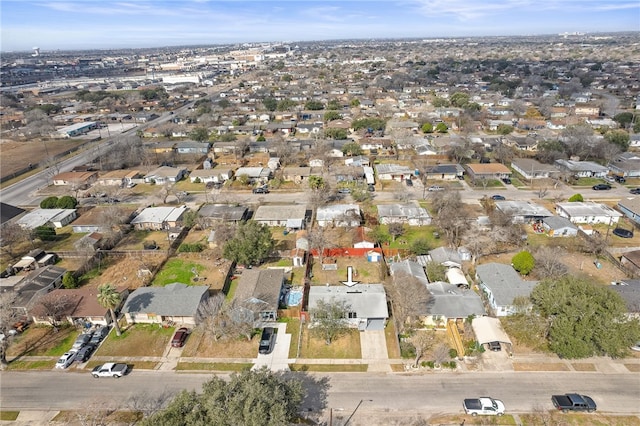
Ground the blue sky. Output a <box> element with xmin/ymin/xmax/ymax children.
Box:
<box><xmin>1</xmin><ymin>0</ymin><xmax>639</xmax><ymax>52</ymax></box>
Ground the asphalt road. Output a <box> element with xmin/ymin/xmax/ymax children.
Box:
<box><xmin>1</xmin><ymin>371</ymin><xmax>638</xmax><ymax>415</ymax></box>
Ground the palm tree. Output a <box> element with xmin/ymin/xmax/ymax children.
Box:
<box><xmin>97</xmin><ymin>284</ymin><xmax>122</xmax><ymax>336</ymax></box>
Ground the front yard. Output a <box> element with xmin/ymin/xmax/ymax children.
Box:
<box><xmin>94</xmin><ymin>324</ymin><xmax>174</xmax><ymax>357</ymax></box>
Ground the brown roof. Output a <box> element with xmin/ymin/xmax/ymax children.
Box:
<box><xmin>52</xmin><ymin>171</ymin><xmax>97</xmax><ymax>182</ymax></box>
<box><xmin>466</xmin><ymin>163</ymin><xmax>511</xmax><ymax>173</ymax></box>
<box><xmin>46</xmin><ymin>286</ymin><xmax>127</xmax><ymax>318</ymax></box>
<box><xmin>622</xmin><ymin>250</ymin><xmax>640</xmax><ymax>269</ymax></box>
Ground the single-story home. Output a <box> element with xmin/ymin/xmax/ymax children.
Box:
<box><xmin>555</xmin><ymin>202</ymin><xmax>622</xmax><ymax>225</ymax></box>
<box><xmin>390</xmin><ymin>260</ymin><xmax>429</xmax><ymax>286</ymax></box>
<box><xmin>617</xmin><ymin>197</ymin><xmax>640</xmax><ymax>226</ymax></box>
<box><xmin>471</xmin><ymin>316</ymin><xmax>513</xmax><ymax>353</ymax></box>
<box><xmin>143</xmin><ymin>166</ymin><xmax>188</xmax><ymax>184</ymax></box>
<box><xmin>121</xmin><ymin>283</ymin><xmax>209</xmax><ymax>325</ymax></box>
<box><xmin>494</xmin><ymin>201</ymin><xmax>553</xmax><ymax>223</ymax></box>
<box><xmin>421</xmin><ymin>281</ymin><xmax>486</xmax><ymax>327</ymax></box>
<box><xmin>17</xmin><ymin>208</ymin><xmax>77</xmax><ymax>229</ymax></box>
<box><xmin>234</xmin><ymin>167</ymin><xmax>271</xmax><ymax>184</ymax></box>
<box><xmin>95</xmin><ymin>170</ymin><xmax>140</xmax><ymax>187</ymax></box>
<box><xmin>253</xmin><ymin>205</ymin><xmax>307</xmax><ymax>229</ymax></box>
<box><xmin>198</xmin><ymin>204</ymin><xmax>249</xmax><ymax>225</ymax></box>
<box><xmin>541</xmin><ymin>216</ymin><xmax>579</xmax><ymax>237</ymax></box>
<box><xmin>9</xmin><ymin>265</ymin><xmax>66</xmax><ymax>317</ymax></box>
<box><xmin>377</xmin><ymin>202</ymin><xmax>431</xmax><ymax>226</ymax></box>
<box><xmin>232</xmin><ymin>268</ymin><xmax>285</xmax><ymax>323</ymax></box>
<box><xmin>476</xmin><ymin>263</ymin><xmax>538</xmax><ymax>317</ymax></box>
<box><xmin>555</xmin><ymin>159</ymin><xmax>608</xmax><ymax>178</ymax></box>
<box><xmin>511</xmin><ymin>158</ymin><xmax>559</xmax><ymax>180</ymax></box>
<box><xmin>426</xmin><ymin>247</ymin><xmax>462</xmax><ymax>269</ymax></box>
<box><xmin>608</xmin><ymin>152</ymin><xmax>640</xmax><ymax>178</ymax></box>
<box><xmin>282</xmin><ymin>167</ymin><xmax>312</xmax><ymax>184</ymax></box>
<box><xmin>424</xmin><ymin>164</ymin><xmax>465</xmax><ymax>180</ymax></box>
<box><xmin>465</xmin><ymin>163</ymin><xmax>511</xmax><ymax>181</ymax></box>
<box><xmin>307</xmin><ymin>284</ymin><xmax>389</xmax><ymax>331</ymax></box>
<box><xmin>130</xmin><ymin>205</ymin><xmax>188</xmax><ymax>230</ymax></box>
<box><xmin>316</xmin><ymin>204</ymin><xmax>361</xmax><ymax>228</ymax></box>
<box><xmin>375</xmin><ymin>164</ymin><xmax>415</xmax><ymax>181</ymax></box>
<box><xmin>51</xmin><ymin>171</ymin><xmax>98</xmax><ymax>187</ymax></box>
<box><xmin>71</xmin><ymin>206</ymin><xmax>135</xmax><ymax>233</ymax></box>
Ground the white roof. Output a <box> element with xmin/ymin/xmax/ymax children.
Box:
<box><xmin>17</xmin><ymin>209</ymin><xmax>76</xmax><ymax>229</ymax></box>
<box><xmin>556</xmin><ymin>202</ymin><xmax>622</xmax><ymax>218</ymax></box>
<box><xmin>472</xmin><ymin>316</ymin><xmax>512</xmax><ymax>345</ymax></box>
<box><xmin>316</xmin><ymin>204</ymin><xmax>360</xmax><ymax>221</ymax></box>
<box><xmin>131</xmin><ymin>206</ymin><xmax>187</xmax><ymax>225</ymax></box>
<box><xmin>308</xmin><ymin>284</ymin><xmax>388</xmax><ymax>319</ymax></box>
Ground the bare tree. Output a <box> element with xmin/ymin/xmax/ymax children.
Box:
<box><xmin>0</xmin><ymin>293</ymin><xmax>22</xmax><ymax>369</ymax></box>
<box><xmin>385</xmin><ymin>272</ymin><xmax>431</xmax><ymax>335</ymax></box>
<box><xmin>409</xmin><ymin>330</ymin><xmax>436</xmax><ymax>367</ymax></box>
<box><xmin>30</xmin><ymin>292</ymin><xmax>76</xmax><ymax>332</ymax></box>
<box><xmin>74</xmin><ymin>398</ymin><xmax>116</xmax><ymax>426</ymax></box>
<box><xmin>157</xmin><ymin>182</ymin><xmax>174</xmax><ymax>204</ymax></box>
<box><xmin>196</xmin><ymin>293</ymin><xmax>227</xmax><ymax>341</ymax></box>
<box><xmin>214</xmin><ymin>222</ymin><xmax>237</xmax><ymax>246</ymax></box>
<box><xmin>388</xmin><ymin>222</ymin><xmax>405</xmax><ymax>241</ymax></box>
<box><xmin>0</xmin><ymin>223</ymin><xmax>29</xmax><ymax>258</ymax></box>
<box><xmin>433</xmin><ymin>343</ymin><xmax>451</xmax><ymax>366</ymax></box>
<box><xmin>126</xmin><ymin>390</ymin><xmax>175</xmax><ymax>419</ymax></box>
<box><xmin>431</xmin><ymin>191</ymin><xmax>470</xmax><ymax>247</ymax></box>
<box><xmin>535</xmin><ymin>247</ymin><xmax>569</xmax><ymax>279</ymax></box>
<box><xmin>307</xmin><ymin>226</ymin><xmax>333</xmax><ymax>265</ymax></box>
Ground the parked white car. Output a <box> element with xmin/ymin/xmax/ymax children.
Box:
<box><xmin>55</xmin><ymin>351</ymin><xmax>77</xmax><ymax>369</ymax></box>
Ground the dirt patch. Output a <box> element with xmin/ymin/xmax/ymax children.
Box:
<box><xmin>95</xmin><ymin>324</ymin><xmax>173</xmax><ymax>357</ymax></box>
<box><xmin>6</xmin><ymin>326</ymin><xmax>76</xmax><ymax>358</ymax></box>
<box><xmin>181</xmin><ymin>328</ymin><xmax>257</xmax><ymax>358</ymax></box>
<box><xmin>513</xmin><ymin>362</ymin><xmax>570</xmax><ymax>371</ymax></box>
<box><xmin>572</xmin><ymin>363</ymin><xmax>596</xmax><ymax>371</ymax></box>
<box><xmin>81</xmin><ymin>253</ymin><xmax>166</xmax><ymax>289</ymax></box>
<box><xmin>310</xmin><ymin>255</ymin><xmax>384</xmax><ymax>285</ymax></box>
<box><xmin>0</xmin><ymin>138</ymin><xmax>87</xmax><ymax>179</ymax></box>
<box><xmin>300</xmin><ymin>327</ymin><xmax>362</xmax><ymax>359</ymax></box>
<box><xmin>625</xmin><ymin>363</ymin><xmax>640</xmax><ymax>372</ymax></box>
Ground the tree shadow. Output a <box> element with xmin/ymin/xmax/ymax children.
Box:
<box><xmin>287</xmin><ymin>371</ymin><xmax>331</xmax><ymax>421</ymax></box>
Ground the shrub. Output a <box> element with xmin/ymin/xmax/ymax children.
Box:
<box><xmin>33</xmin><ymin>226</ymin><xmax>56</xmax><ymax>241</ymax></box>
<box><xmin>512</xmin><ymin>250</ymin><xmax>535</xmax><ymax>275</ymax></box>
<box><xmin>400</xmin><ymin>341</ymin><xmax>416</xmax><ymax>359</ymax></box>
<box><xmin>40</xmin><ymin>196</ymin><xmax>59</xmax><ymax>209</ymax></box>
<box><xmin>448</xmin><ymin>348</ymin><xmax>458</xmax><ymax>359</ymax></box>
<box><xmin>56</xmin><ymin>195</ymin><xmax>78</xmax><ymax>209</ymax></box>
<box><xmin>425</xmin><ymin>360</ymin><xmax>435</xmax><ymax>368</ymax></box>
<box><xmin>178</xmin><ymin>243</ymin><xmax>204</xmax><ymax>253</ymax></box>
<box><xmin>447</xmin><ymin>361</ymin><xmax>457</xmax><ymax>369</ymax></box>
<box><xmin>194</xmin><ymin>177</ymin><xmax>201</xmax><ymax>184</ymax></box>
<box><xmin>568</xmin><ymin>193</ymin><xmax>583</xmax><ymax>202</ymax></box>
<box><xmin>62</xmin><ymin>272</ymin><xmax>78</xmax><ymax>289</ymax></box>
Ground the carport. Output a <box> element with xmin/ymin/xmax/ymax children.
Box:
<box><xmin>472</xmin><ymin>316</ymin><xmax>513</xmax><ymax>354</ymax></box>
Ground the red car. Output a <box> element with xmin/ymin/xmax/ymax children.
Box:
<box><xmin>171</xmin><ymin>328</ymin><xmax>189</xmax><ymax>348</ymax></box>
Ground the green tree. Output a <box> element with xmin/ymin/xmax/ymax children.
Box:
<box><xmin>327</xmin><ymin>99</ymin><xmax>341</xmax><ymax>110</ymax></box>
<box><xmin>33</xmin><ymin>226</ymin><xmax>56</xmax><ymax>241</ymax></box>
<box><xmin>190</xmin><ymin>127</ymin><xmax>210</xmax><ymax>142</ymax></box>
<box><xmin>425</xmin><ymin>262</ymin><xmax>447</xmax><ymax>282</ymax></box>
<box><xmin>409</xmin><ymin>238</ymin><xmax>431</xmax><ymax>255</ymax></box>
<box><xmin>324</xmin><ymin>128</ymin><xmax>348</xmax><ymax>140</ymax></box>
<box><xmin>496</xmin><ymin>124</ymin><xmax>514</xmax><ymax>135</ymax></box>
<box><xmin>369</xmin><ymin>226</ymin><xmax>391</xmax><ymax>245</ymax></box>
<box><xmin>613</xmin><ymin>112</ymin><xmax>634</xmax><ymax>128</ymax></box>
<box><xmin>350</xmin><ymin>99</ymin><xmax>360</xmax><ymax>107</ymax></box>
<box><xmin>40</xmin><ymin>196</ymin><xmax>59</xmax><ymax>209</ymax></box>
<box><xmin>305</xmin><ymin>100</ymin><xmax>324</xmax><ymax>110</ymax></box>
<box><xmin>435</xmin><ymin>122</ymin><xmax>448</xmax><ymax>133</ymax></box>
<box><xmin>281</xmin><ymin>74</ymin><xmax>293</xmax><ymax>82</ymax></box>
<box><xmin>431</xmin><ymin>97</ymin><xmax>450</xmax><ymax>107</ymax></box>
<box><xmin>605</xmin><ymin>129</ymin><xmax>630</xmax><ymax>151</ymax></box>
<box><xmin>568</xmin><ymin>193</ymin><xmax>584</xmax><ymax>202</ymax></box>
<box><xmin>341</xmin><ymin>142</ymin><xmax>362</xmax><ymax>156</ymax></box>
<box><xmin>421</xmin><ymin>122</ymin><xmax>433</xmax><ymax>133</ymax></box>
<box><xmin>323</xmin><ymin>111</ymin><xmax>341</xmax><ymax>122</ymax></box>
<box><xmin>181</xmin><ymin>210</ymin><xmax>198</xmax><ymax>228</ymax></box>
<box><xmin>217</xmin><ymin>99</ymin><xmax>231</xmax><ymax>109</ymax></box>
<box><xmin>531</xmin><ymin>276</ymin><xmax>640</xmax><ymax>359</ymax></box>
<box><xmin>56</xmin><ymin>195</ymin><xmax>78</xmax><ymax>209</ymax></box>
<box><xmin>450</xmin><ymin>92</ymin><xmax>470</xmax><ymax>108</ymax></box>
<box><xmin>308</xmin><ymin>175</ymin><xmax>325</xmax><ymax>190</ymax></box>
<box><xmin>262</xmin><ymin>97</ymin><xmax>277</xmax><ymax>111</ymax></box>
<box><xmin>219</xmin><ymin>133</ymin><xmax>237</xmax><ymax>142</ymax></box>
<box><xmin>512</xmin><ymin>251</ymin><xmax>535</xmax><ymax>275</ymax></box>
<box><xmin>352</xmin><ymin>117</ymin><xmax>386</xmax><ymax>131</ymax></box>
<box><xmin>62</xmin><ymin>272</ymin><xmax>78</xmax><ymax>289</ymax></box>
<box><xmin>223</xmin><ymin>220</ymin><xmax>274</xmax><ymax>266</ymax></box>
<box><xmin>97</xmin><ymin>284</ymin><xmax>122</xmax><ymax>336</ymax></box>
<box><xmin>256</xmin><ymin>134</ymin><xmax>266</xmax><ymax>142</ymax></box>
<box><xmin>139</xmin><ymin>368</ymin><xmax>305</xmax><ymax>426</ymax></box>
<box><xmin>634</xmin><ymin>120</ymin><xmax>640</xmax><ymax>134</ymax></box>
<box><xmin>309</xmin><ymin>297</ymin><xmax>351</xmax><ymax>345</ymax></box>
<box><xmin>277</xmin><ymin>99</ymin><xmax>297</xmax><ymax>111</ymax></box>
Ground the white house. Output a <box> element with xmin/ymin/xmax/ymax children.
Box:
<box><xmin>316</xmin><ymin>204</ymin><xmax>361</xmax><ymax>227</ymax></box>
<box><xmin>555</xmin><ymin>202</ymin><xmax>622</xmax><ymax>225</ymax></box>
<box><xmin>476</xmin><ymin>263</ymin><xmax>537</xmax><ymax>317</ymax></box>
<box><xmin>377</xmin><ymin>202</ymin><xmax>431</xmax><ymax>226</ymax></box>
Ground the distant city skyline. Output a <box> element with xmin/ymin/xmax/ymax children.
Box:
<box><xmin>1</xmin><ymin>0</ymin><xmax>639</xmax><ymax>52</ymax></box>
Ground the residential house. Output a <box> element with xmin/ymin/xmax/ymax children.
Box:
<box><xmin>465</xmin><ymin>163</ymin><xmax>512</xmax><ymax>182</ymax></box>
<box><xmin>424</xmin><ymin>164</ymin><xmax>464</xmax><ymax>181</ymax></box>
<box><xmin>148</xmin><ymin>141</ymin><xmax>176</xmax><ymax>153</ymax></box>
<box><xmin>495</xmin><ymin>201</ymin><xmax>553</xmax><ymax>223</ymax></box>
<box><xmin>130</xmin><ymin>205</ymin><xmax>188</xmax><ymax>230</ymax></box>
<box><xmin>555</xmin><ymin>202</ymin><xmax>622</xmax><ymax>225</ymax></box>
<box><xmin>12</xmin><ymin>249</ymin><xmax>57</xmax><ymax>272</ymax></box>
<box><xmin>232</xmin><ymin>268</ymin><xmax>285</xmax><ymax>323</ymax></box>
<box><xmin>198</xmin><ymin>204</ymin><xmax>249</xmax><ymax>226</ymax></box>
<box><xmin>234</xmin><ymin>167</ymin><xmax>271</xmax><ymax>184</ymax></box>
<box><xmin>352</xmin><ymin>227</ymin><xmax>375</xmax><ymax>249</ymax></box>
<box><xmin>0</xmin><ymin>202</ymin><xmax>26</xmax><ymax>227</ymax></box>
<box><xmin>427</xmin><ymin>247</ymin><xmax>462</xmax><ymax>269</ymax></box>
<box><xmin>476</xmin><ymin>263</ymin><xmax>538</xmax><ymax>317</ymax></box>
<box><xmin>316</xmin><ymin>204</ymin><xmax>361</xmax><ymax>228</ymax></box>
<box><xmin>555</xmin><ymin>159</ymin><xmax>608</xmax><ymax>178</ymax></box>
<box><xmin>608</xmin><ymin>152</ymin><xmax>640</xmax><ymax>178</ymax></box>
<box><xmin>71</xmin><ymin>206</ymin><xmax>135</xmax><ymax>233</ymax></box>
<box><xmin>375</xmin><ymin>164</ymin><xmax>414</xmax><ymax>181</ymax></box>
<box><xmin>511</xmin><ymin>159</ymin><xmax>559</xmax><ymax>180</ymax></box>
<box><xmin>377</xmin><ymin>202</ymin><xmax>431</xmax><ymax>226</ymax></box>
<box><xmin>307</xmin><ymin>284</ymin><xmax>388</xmax><ymax>331</ymax></box>
<box><xmin>51</xmin><ymin>171</ymin><xmax>98</xmax><ymax>187</ymax></box>
<box><xmin>390</xmin><ymin>260</ymin><xmax>429</xmax><ymax>287</ymax></box>
<box><xmin>96</xmin><ymin>170</ymin><xmax>141</xmax><ymax>187</ymax></box>
<box><xmin>253</xmin><ymin>205</ymin><xmax>307</xmax><ymax>229</ymax></box>
<box><xmin>282</xmin><ymin>167</ymin><xmax>312</xmax><ymax>184</ymax></box>
<box><xmin>610</xmin><ymin>280</ymin><xmax>640</xmax><ymax>318</ymax></box>
<box><xmin>540</xmin><ymin>216</ymin><xmax>579</xmax><ymax>237</ymax></box>
<box><xmin>344</xmin><ymin>156</ymin><xmax>370</xmax><ymax>167</ymax></box>
<box><xmin>189</xmin><ymin>168</ymin><xmax>220</xmax><ymax>183</ymax></box>
<box><xmin>176</xmin><ymin>141</ymin><xmax>211</xmax><ymax>155</ymax></box>
<box><xmin>10</xmin><ymin>265</ymin><xmax>66</xmax><ymax>318</ymax></box>
<box><xmin>503</xmin><ymin>136</ymin><xmax>538</xmax><ymax>151</ymax></box>
<box><xmin>143</xmin><ymin>166</ymin><xmax>188</xmax><ymax>184</ymax></box>
<box><xmin>74</xmin><ymin>232</ymin><xmax>103</xmax><ymax>252</ymax></box>
<box><xmin>17</xmin><ymin>208</ymin><xmax>77</xmax><ymax>229</ymax></box>
<box><xmin>122</xmin><ymin>283</ymin><xmax>209</xmax><ymax>325</ymax></box>
<box><xmin>621</xmin><ymin>251</ymin><xmax>640</xmax><ymax>276</ymax></box>
<box><xmin>617</xmin><ymin>197</ymin><xmax>640</xmax><ymax>226</ymax></box>
<box><xmin>421</xmin><ymin>282</ymin><xmax>486</xmax><ymax>327</ymax></box>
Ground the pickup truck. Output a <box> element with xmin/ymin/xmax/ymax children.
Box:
<box><xmin>91</xmin><ymin>362</ymin><xmax>129</xmax><ymax>378</ymax></box>
<box><xmin>551</xmin><ymin>393</ymin><xmax>597</xmax><ymax>413</ymax></box>
<box><xmin>463</xmin><ymin>397</ymin><xmax>505</xmax><ymax>416</ymax></box>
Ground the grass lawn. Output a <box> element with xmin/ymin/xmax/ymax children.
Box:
<box><xmin>6</xmin><ymin>326</ymin><xmax>77</xmax><ymax>358</ymax></box>
<box><xmin>309</xmin><ymin>256</ymin><xmax>383</xmax><ymax>285</ymax></box>
<box><xmin>45</xmin><ymin>229</ymin><xmax>86</xmax><ymax>251</ymax></box>
<box><xmin>6</xmin><ymin>360</ymin><xmax>56</xmax><ymax>370</ymax></box>
<box><xmin>94</xmin><ymin>324</ymin><xmax>174</xmax><ymax>357</ymax></box>
<box><xmin>152</xmin><ymin>258</ymin><xmax>205</xmax><ymax>286</ymax></box>
<box><xmin>430</xmin><ymin>414</ymin><xmax>517</xmax><ymax>425</ymax></box>
<box><xmin>0</xmin><ymin>412</ymin><xmax>20</xmax><ymax>421</ymax></box>
<box><xmin>471</xmin><ymin>179</ymin><xmax>503</xmax><ymax>188</ymax></box>
<box><xmin>513</xmin><ymin>362</ymin><xmax>570</xmax><ymax>371</ymax></box>
<box><xmin>289</xmin><ymin>364</ymin><xmax>367</xmax><ymax>372</ymax></box>
<box><xmin>52</xmin><ymin>410</ymin><xmax>142</xmax><ymax>425</ymax></box>
<box><xmin>518</xmin><ymin>413</ymin><xmax>640</xmax><ymax>426</ymax></box>
<box><xmin>384</xmin><ymin>320</ymin><xmax>401</xmax><ymax>359</ymax></box>
<box><xmin>574</xmin><ymin>177</ymin><xmax>603</xmax><ymax>186</ymax></box>
<box><xmin>299</xmin><ymin>327</ymin><xmax>361</xmax><ymax>359</ymax></box>
<box><xmin>284</xmin><ymin>318</ymin><xmax>302</xmax><ymax>358</ymax></box>
<box><xmin>116</xmin><ymin>230</ymin><xmax>170</xmax><ymax>251</ymax></box>
<box><xmin>225</xmin><ymin>277</ymin><xmax>239</xmax><ymax>301</ymax></box>
<box><xmin>84</xmin><ymin>360</ymin><xmax>158</xmax><ymax>370</ymax></box>
<box><xmin>176</xmin><ymin>362</ymin><xmax>253</xmax><ymax>371</ymax></box>
<box><xmin>384</xmin><ymin>225</ymin><xmax>440</xmax><ymax>250</ymax></box>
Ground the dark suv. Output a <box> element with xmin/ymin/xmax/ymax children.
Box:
<box><xmin>592</xmin><ymin>183</ymin><xmax>611</xmax><ymax>190</ymax></box>
<box><xmin>252</xmin><ymin>187</ymin><xmax>269</xmax><ymax>194</ymax></box>
<box><xmin>171</xmin><ymin>328</ymin><xmax>189</xmax><ymax>348</ymax></box>
<box><xmin>258</xmin><ymin>327</ymin><xmax>276</xmax><ymax>354</ymax></box>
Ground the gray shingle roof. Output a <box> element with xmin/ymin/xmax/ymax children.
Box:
<box><xmin>476</xmin><ymin>263</ymin><xmax>537</xmax><ymax>306</ymax></box>
<box><xmin>122</xmin><ymin>283</ymin><xmax>208</xmax><ymax>316</ymax></box>
<box><xmin>425</xmin><ymin>281</ymin><xmax>486</xmax><ymax>318</ymax></box>
<box><xmin>233</xmin><ymin>269</ymin><xmax>284</xmax><ymax>311</ymax></box>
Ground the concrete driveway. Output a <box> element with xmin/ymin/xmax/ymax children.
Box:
<box><xmin>360</xmin><ymin>329</ymin><xmax>391</xmax><ymax>372</ymax></box>
<box><xmin>252</xmin><ymin>323</ymin><xmax>291</xmax><ymax>372</ymax></box>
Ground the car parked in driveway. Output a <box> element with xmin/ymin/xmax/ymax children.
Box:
<box><xmin>592</xmin><ymin>183</ymin><xmax>612</xmax><ymax>190</ymax></box>
<box><xmin>501</xmin><ymin>177</ymin><xmax>512</xmax><ymax>184</ymax></box>
<box><xmin>89</xmin><ymin>326</ymin><xmax>110</xmax><ymax>345</ymax></box>
<box><xmin>56</xmin><ymin>352</ymin><xmax>77</xmax><ymax>369</ymax></box>
<box><xmin>74</xmin><ymin>344</ymin><xmax>96</xmax><ymax>363</ymax></box>
<box><xmin>428</xmin><ymin>185</ymin><xmax>444</xmax><ymax>192</ymax></box>
<box><xmin>171</xmin><ymin>327</ymin><xmax>189</xmax><ymax>348</ymax></box>
<box><xmin>258</xmin><ymin>327</ymin><xmax>276</xmax><ymax>355</ymax></box>
<box><xmin>72</xmin><ymin>333</ymin><xmax>93</xmax><ymax>351</ymax></box>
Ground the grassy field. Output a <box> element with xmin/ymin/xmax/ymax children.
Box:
<box><xmin>5</xmin><ymin>360</ymin><xmax>56</xmax><ymax>370</ymax></box>
<box><xmin>285</xmin><ymin>318</ymin><xmax>302</xmax><ymax>358</ymax></box>
<box><xmin>299</xmin><ymin>327</ymin><xmax>361</xmax><ymax>359</ymax></box>
<box><xmin>95</xmin><ymin>324</ymin><xmax>174</xmax><ymax>357</ymax></box>
<box><xmin>176</xmin><ymin>362</ymin><xmax>253</xmax><ymax>371</ymax></box>
<box><xmin>289</xmin><ymin>364</ymin><xmax>367</xmax><ymax>372</ymax></box>
<box><xmin>180</xmin><ymin>328</ymin><xmax>258</xmax><ymax>358</ymax></box>
<box><xmin>6</xmin><ymin>326</ymin><xmax>77</xmax><ymax>358</ymax></box>
<box><xmin>0</xmin><ymin>411</ymin><xmax>20</xmax><ymax>421</ymax></box>
<box><xmin>84</xmin><ymin>360</ymin><xmax>159</xmax><ymax>370</ymax></box>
